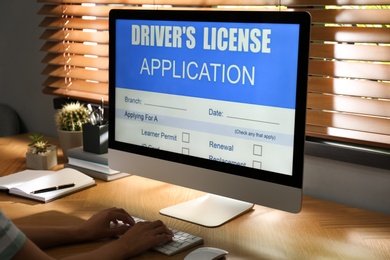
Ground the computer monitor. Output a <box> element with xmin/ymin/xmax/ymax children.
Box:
<box><xmin>108</xmin><ymin>9</ymin><xmax>310</xmax><ymax>227</ymax></box>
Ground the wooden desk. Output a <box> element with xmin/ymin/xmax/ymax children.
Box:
<box><xmin>1</xmin><ymin>134</ymin><xmax>389</xmax><ymax>259</ymax></box>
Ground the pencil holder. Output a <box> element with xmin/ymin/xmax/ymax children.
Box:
<box><xmin>82</xmin><ymin>123</ymin><xmax>108</xmax><ymax>154</ymax></box>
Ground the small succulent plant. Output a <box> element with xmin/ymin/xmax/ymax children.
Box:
<box><xmin>55</xmin><ymin>102</ymin><xmax>90</xmax><ymax>131</ymax></box>
<box><xmin>28</xmin><ymin>133</ymin><xmax>50</xmax><ymax>155</ymax></box>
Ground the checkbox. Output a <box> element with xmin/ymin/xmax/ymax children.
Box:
<box><xmin>182</xmin><ymin>132</ymin><xmax>190</xmax><ymax>143</ymax></box>
<box><xmin>253</xmin><ymin>144</ymin><xmax>262</xmax><ymax>156</ymax></box>
<box><xmin>253</xmin><ymin>161</ymin><xmax>262</xmax><ymax>169</ymax></box>
<box><xmin>182</xmin><ymin>147</ymin><xmax>190</xmax><ymax>155</ymax></box>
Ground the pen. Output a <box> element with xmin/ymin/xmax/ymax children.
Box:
<box><xmin>99</xmin><ymin>98</ymin><xmax>104</xmax><ymax>126</ymax></box>
<box><xmin>30</xmin><ymin>183</ymin><xmax>75</xmax><ymax>194</ymax></box>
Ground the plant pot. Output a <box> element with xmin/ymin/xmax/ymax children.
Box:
<box><xmin>57</xmin><ymin>129</ymin><xmax>83</xmax><ymax>161</ymax></box>
<box><xmin>82</xmin><ymin>123</ymin><xmax>108</xmax><ymax>154</ymax></box>
<box><xmin>26</xmin><ymin>145</ymin><xmax>58</xmax><ymax>170</ymax></box>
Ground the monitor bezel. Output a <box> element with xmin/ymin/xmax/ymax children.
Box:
<box><xmin>108</xmin><ymin>9</ymin><xmax>310</xmax><ymax>191</ymax></box>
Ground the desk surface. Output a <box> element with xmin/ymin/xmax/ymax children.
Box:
<box><xmin>1</xmin><ymin>134</ymin><xmax>389</xmax><ymax>259</ymax></box>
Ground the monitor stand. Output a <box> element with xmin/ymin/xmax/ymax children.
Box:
<box><xmin>159</xmin><ymin>194</ymin><xmax>254</xmax><ymax>227</ymax></box>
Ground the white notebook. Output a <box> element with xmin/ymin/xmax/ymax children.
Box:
<box><xmin>0</xmin><ymin>168</ymin><xmax>95</xmax><ymax>202</ymax></box>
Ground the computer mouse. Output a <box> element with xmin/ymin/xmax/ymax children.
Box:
<box><xmin>184</xmin><ymin>247</ymin><xmax>228</xmax><ymax>260</ymax></box>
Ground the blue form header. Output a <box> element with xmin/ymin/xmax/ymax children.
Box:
<box><xmin>115</xmin><ymin>19</ymin><xmax>300</xmax><ymax>109</ymax></box>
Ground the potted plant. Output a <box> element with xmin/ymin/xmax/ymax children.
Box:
<box><xmin>26</xmin><ymin>134</ymin><xmax>57</xmax><ymax>170</ymax></box>
<box><xmin>55</xmin><ymin>101</ymin><xmax>90</xmax><ymax>161</ymax></box>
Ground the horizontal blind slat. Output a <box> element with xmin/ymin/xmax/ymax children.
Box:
<box><xmin>40</xmin><ymin>17</ymin><xmax>108</xmax><ymax>30</ymax></box>
<box><xmin>40</xmin><ymin>29</ymin><xmax>109</xmax><ymax>43</ymax></box>
<box><xmin>39</xmin><ymin>4</ymin><xmax>112</xmax><ymax>17</ymax></box>
<box><xmin>41</xmin><ymin>42</ymin><xmax>108</xmax><ymax>56</ymax></box>
<box><xmin>307</xmin><ymin>93</ymin><xmax>390</xmax><ymax>117</ymax></box>
<box><xmin>43</xmin><ymin>77</ymin><xmax>108</xmax><ymax>95</ymax></box>
<box><xmin>42</xmin><ymin>53</ymin><xmax>109</xmax><ymax>70</ymax></box>
<box><xmin>305</xmin><ymin>9</ymin><xmax>390</xmax><ymax>24</ymax></box>
<box><xmin>307</xmin><ymin>110</ymin><xmax>390</xmax><ymax>135</ymax></box>
<box><xmin>38</xmin><ymin>4</ymin><xmax>163</xmax><ymax>17</ymax></box>
<box><xmin>309</xmin><ymin>60</ymin><xmax>390</xmax><ymax>81</ymax></box>
<box><xmin>282</xmin><ymin>0</ymin><xmax>390</xmax><ymax>5</ymax></box>
<box><xmin>281</xmin><ymin>0</ymin><xmax>390</xmax><ymax>6</ymax></box>
<box><xmin>37</xmin><ymin>0</ymin><xmax>280</xmax><ymax>5</ymax></box>
<box><xmin>306</xmin><ymin>125</ymin><xmax>390</xmax><ymax>148</ymax></box>
<box><xmin>311</xmin><ymin>26</ymin><xmax>390</xmax><ymax>43</ymax></box>
<box><xmin>42</xmin><ymin>87</ymin><xmax>108</xmax><ymax>103</ymax></box>
<box><xmin>42</xmin><ymin>65</ymin><xmax>108</xmax><ymax>82</ymax></box>
<box><xmin>308</xmin><ymin>77</ymin><xmax>390</xmax><ymax>99</ymax></box>
<box><xmin>310</xmin><ymin>43</ymin><xmax>390</xmax><ymax>62</ymax></box>
<box><xmin>36</xmin><ymin>0</ymin><xmax>390</xmax><ymax>5</ymax></box>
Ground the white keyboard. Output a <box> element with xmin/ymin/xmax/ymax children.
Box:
<box><xmin>152</xmin><ymin>227</ymin><xmax>204</xmax><ymax>256</ymax></box>
<box><xmin>112</xmin><ymin>216</ymin><xmax>204</xmax><ymax>256</ymax></box>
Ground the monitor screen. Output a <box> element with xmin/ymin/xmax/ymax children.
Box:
<box><xmin>109</xmin><ymin>9</ymin><xmax>310</xmax><ymax>227</ymax></box>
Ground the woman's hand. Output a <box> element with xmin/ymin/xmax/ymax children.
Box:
<box><xmin>115</xmin><ymin>220</ymin><xmax>174</xmax><ymax>258</ymax></box>
<box><xmin>77</xmin><ymin>207</ymin><xmax>136</xmax><ymax>241</ymax></box>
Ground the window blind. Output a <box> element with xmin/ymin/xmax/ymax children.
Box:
<box><xmin>37</xmin><ymin>0</ymin><xmax>390</xmax><ymax>149</ymax></box>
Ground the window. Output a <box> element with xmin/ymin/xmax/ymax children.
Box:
<box><xmin>38</xmin><ymin>0</ymin><xmax>390</xmax><ymax>149</ymax></box>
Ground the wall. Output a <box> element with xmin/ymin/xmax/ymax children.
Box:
<box><xmin>304</xmin><ymin>154</ymin><xmax>390</xmax><ymax>214</ymax></box>
<box><xmin>0</xmin><ymin>1</ymin><xmax>389</xmax><ymax>214</ymax></box>
<box><xmin>0</xmin><ymin>1</ymin><xmax>57</xmax><ymax>137</ymax></box>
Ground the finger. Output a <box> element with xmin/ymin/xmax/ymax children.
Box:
<box><xmin>108</xmin><ymin>208</ymin><xmax>136</xmax><ymax>226</ymax></box>
<box><xmin>152</xmin><ymin>225</ymin><xmax>174</xmax><ymax>237</ymax></box>
<box><xmin>148</xmin><ymin>220</ymin><xmax>165</xmax><ymax>228</ymax></box>
<box><xmin>106</xmin><ymin>227</ymin><xmax>131</xmax><ymax>238</ymax></box>
<box><xmin>129</xmin><ymin>220</ymin><xmax>173</xmax><ymax>237</ymax></box>
<box><xmin>154</xmin><ymin>233</ymin><xmax>174</xmax><ymax>244</ymax></box>
<box><xmin>111</xmin><ymin>224</ymin><xmax>131</xmax><ymax>236</ymax></box>
<box><xmin>146</xmin><ymin>221</ymin><xmax>174</xmax><ymax>238</ymax></box>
